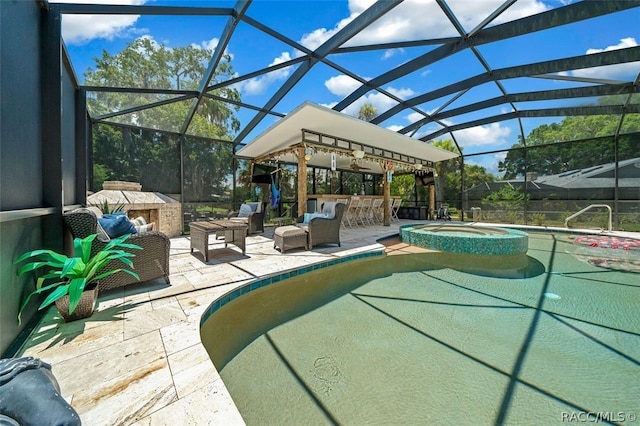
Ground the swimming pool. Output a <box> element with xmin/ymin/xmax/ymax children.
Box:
<box><xmin>200</xmin><ymin>229</ymin><xmax>640</xmax><ymax>425</ymax></box>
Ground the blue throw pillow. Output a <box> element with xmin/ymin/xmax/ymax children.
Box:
<box><xmin>98</xmin><ymin>215</ymin><xmax>137</xmax><ymax>238</ymax></box>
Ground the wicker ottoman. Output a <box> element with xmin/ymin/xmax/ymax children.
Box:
<box><xmin>274</xmin><ymin>225</ymin><xmax>308</xmax><ymax>253</ymax></box>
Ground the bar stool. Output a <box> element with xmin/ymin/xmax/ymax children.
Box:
<box><xmin>336</xmin><ymin>198</ymin><xmax>350</xmax><ymax>227</ymax></box>
<box><xmin>358</xmin><ymin>198</ymin><xmax>372</xmax><ymax>226</ymax></box>
<box><xmin>345</xmin><ymin>197</ymin><xmax>360</xmax><ymax>227</ymax></box>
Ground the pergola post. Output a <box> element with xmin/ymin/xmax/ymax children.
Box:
<box><xmin>382</xmin><ymin>162</ymin><xmax>391</xmax><ymax>226</ymax></box>
<box><xmin>429</xmin><ymin>183</ymin><xmax>436</xmax><ymax>220</ymax></box>
<box><xmin>297</xmin><ymin>146</ymin><xmax>308</xmax><ymax>215</ymax></box>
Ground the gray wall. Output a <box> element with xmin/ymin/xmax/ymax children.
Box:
<box><xmin>0</xmin><ymin>1</ymin><xmax>82</xmax><ymax>355</ymax></box>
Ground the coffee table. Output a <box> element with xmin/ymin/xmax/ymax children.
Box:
<box><xmin>189</xmin><ymin>220</ymin><xmax>248</xmax><ymax>262</ymax></box>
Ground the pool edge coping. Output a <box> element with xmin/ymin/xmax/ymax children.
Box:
<box><xmin>199</xmin><ymin>248</ymin><xmax>386</xmax><ymax>327</ymax></box>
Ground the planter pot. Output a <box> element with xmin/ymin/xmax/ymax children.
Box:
<box><xmin>54</xmin><ymin>282</ymin><xmax>99</xmax><ymax>322</ymax></box>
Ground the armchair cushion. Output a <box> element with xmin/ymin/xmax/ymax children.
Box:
<box><xmin>321</xmin><ymin>202</ymin><xmax>338</xmax><ymax>217</ymax></box>
<box><xmin>237</xmin><ymin>203</ymin><xmax>254</xmax><ymax>218</ymax></box>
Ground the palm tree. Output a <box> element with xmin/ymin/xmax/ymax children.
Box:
<box><xmin>357</xmin><ymin>103</ymin><xmax>377</xmax><ymax>121</ymax></box>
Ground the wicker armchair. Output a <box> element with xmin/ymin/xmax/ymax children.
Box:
<box><xmin>227</xmin><ymin>201</ymin><xmax>266</xmax><ymax>234</ymax></box>
<box><xmin>63</xmin><ymin>209</ymin><xmax>170</xmax><ymax>291</ymax></box>
<box><xmin>296</xmin><ymin>202</ymin><xmax>346</xmax><ymax>250</ymax></box>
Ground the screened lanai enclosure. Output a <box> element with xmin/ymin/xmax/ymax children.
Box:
<box><xmin>1</xmin><ymin>0</ymin><xmax>640</xmax><ymax>352</ymax></box>
<box><xmin>75</xmin><ymin>1</ymin><xmax>640</xmax><ymax>229</ymax></box>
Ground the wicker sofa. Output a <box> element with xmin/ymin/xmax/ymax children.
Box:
<box><xmin>296</xmin><ymin>202</ymin><xmax>346</xmax><ymax>250</ymax></box>
<box><xmin>63</xmin><ymin>208</ymin><xmax>170</xmax><ymax>291</ymax></box>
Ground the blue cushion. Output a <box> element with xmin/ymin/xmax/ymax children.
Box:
<box><xmin>237</xmin><ymin>203</ymin><xmax>254</xmax><ymax>218</ymax></box>
<box><xmin>98</xmin><ymin>215</ymin><xmax>137</xmax><ymax>238</ymax></box>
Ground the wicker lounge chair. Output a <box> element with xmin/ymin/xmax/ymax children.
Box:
<box><xmin>63</xmin><ymin>208</ymin><xmax>170</xmax><ymax>291</ymax></box>
<box><xmin>296</xmin><ymin>202</ymin><xmax>346</xmax><ymax>250</ymax></box>
<box><xmin>227</xmin><ymin>201</ymin><xmax>266</xmax><ymax>234</ymax></box>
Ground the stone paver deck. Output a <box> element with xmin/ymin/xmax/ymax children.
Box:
<box><xmin>16</xmin><ymin>221</ymin><xmax>414</xmax><ymax>425</ymax></box>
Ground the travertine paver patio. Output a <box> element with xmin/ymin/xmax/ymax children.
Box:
<box><xmin>16</xmin><ymin>221</ymin><xmax>413</xmax><ymax>425</ymax></box>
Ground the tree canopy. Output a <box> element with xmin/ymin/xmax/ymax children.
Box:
<box><xmin>87</xmin><ymin>37</ymin><xmax>240</xmax><ymax>199</ymax></box>
<box><xmin>432</xmin><ymin>139</ymin><xmax>495</xmax><ymax>205</ymax></box>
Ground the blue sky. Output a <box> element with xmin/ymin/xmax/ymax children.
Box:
<box><xmin>55</xmin><ymin>0</ymin><xmax>640</xmax><ymax>177</ymax></box>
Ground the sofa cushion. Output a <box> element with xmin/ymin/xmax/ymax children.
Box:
<box><xmin>98</xmin><ymin>215</ymin><xmax>137</xmax><ymax>238</ymax></box>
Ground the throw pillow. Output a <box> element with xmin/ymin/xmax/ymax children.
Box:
<box><xmin>237</xmin><ymin>203</ymin><xmax>253</xmax><ymax>218</ymax></box>
<box><xmin>130</xmin><ymin>216</ymin><xmax>147</xmax><ymax>226</ymax></box>
<box><xmin>135</xmin><ymin>222</ymin><xmax>155</xmax><ymax>233</ymax></box>
<box><xmin>98</xmin><ymin>215</ymin><xmax>137</xmax><ymax>238</ymax></box>
<box><xmin>302</xmin><ymin>212</ymin><xmax>329</xmax><ymax>224</ymax></box>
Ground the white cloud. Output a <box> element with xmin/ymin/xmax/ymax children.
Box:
<box><xmin>236</xmin><ymin>52</ymin><xmax>294</xmax><ymax>96</ymax></box>
<box><xmin>325</xmin><ymin>74</ymin><xmax>367</xmax><ymax>96</ymax></box>
<box><xmin>386</xmin><ymin>125</ymin><xmax>403</xmax><ymax>132</ymax></box>
<box><xmin>321</xmin><ymin>101</ymin><xmax>339</xmax><ymax>109</ymax></box>
<box><xmin>339</xmin><ymin>85</ymin><xmax>415</xmax><ymax>118</ymax></box>
<box><xmin>562</xmin><ymin>38</ymin><xmax>639</xmax><ymax>80</ymax></box>
<box><xmin>56</xmin><ymin>0</ymin><xmax>147</xmax><ymax>45</ymax></box>
<box><xmin>382</xmin><ymin>48</ymin><xmax>403</xmax><ymax>60</ymax></box>
<box><xmin>197</xmin><ymin>38</ymin><xmax>219</xmax><ymax>52</ymax></box>
<box><xmin>298</xmin><ymin>13</ymin><xmax>357</xmax><ymax>52</ymax></box>
<box><xmin>191</xmin><ymin>38</ymin><xmax>235</xmax><ymax>60</ymax></box>
<box><xmin>406</xmin><ymin>111</ymin><xmax>427</xmax><ymax>124</ymax></box>
<box><xmin>453</xmin><ymin>122</ymin><xmax>512</xmax><ymax>148</ymax></box>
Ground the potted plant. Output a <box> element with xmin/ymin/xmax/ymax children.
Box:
<box><xmin>14</xmin><ymin>233</ymin><xmax>141</xmax><ymax>323</ymax></box>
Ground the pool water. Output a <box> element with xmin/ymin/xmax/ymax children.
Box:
<box><xmin>201</xmin><ymin>231</ymin><xmax>640</xmax><ymax>425</ymax></box>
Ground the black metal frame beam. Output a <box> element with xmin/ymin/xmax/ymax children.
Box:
<box><xmin>232</xmin><ymin>0</ymin><xmax>403</xmax><ymax>146</ymax></box>
<box><xmin>421</xmin><ymin>104</ymin><xmax>640</xmax><ymax>141</ymax></box>
<box><xmin>56</xmin><ymin>3</ymin><xmax>232</xmax><ymax>16</ymax></box>
<box><xmin>400</xmin><ymin>83</ymin><xmax>639</xmax><ymax>134</ymax></box>
<box><xmin>333</xmin><ymin>1</ymin><xmax>640</xmax><ymax>113</ymax></box>
<box><xmin>372</xmin><ymin>47</ymin><xmax>640</xmax><ymax>125</ymax></box>
<box><xmin>180</xmin><ymin>0</ymin><xmax>251</xmax><ymax>135</ymax></box>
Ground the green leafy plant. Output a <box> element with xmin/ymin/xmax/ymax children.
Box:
<box><xmin>93</xmin><ymin>199</ymin><xmax>125</xmax><ymax>214</ymax></box>
<box><xmin>14</xmin><ymin>234</ymin><xmax>141</xmax><ymax>324</ymax></box>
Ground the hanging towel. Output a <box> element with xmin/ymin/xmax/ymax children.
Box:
<box><xmin>270</xmin><ymin>173</ymin><xmax>281</xmax><ymax>208</ymax></box>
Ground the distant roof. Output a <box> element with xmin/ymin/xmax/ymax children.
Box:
<box><xmin>236</xmin><ymin>102</ymin><xmax>458</xmax><ymax>172</ymax></box>
<box><xmin>466</xmin><ymin>157</ymin><xmax>640</xmax><ymax>193</ymax></box>
<box><xmin>535</xmin><ymin>157</ymin><xmax>640</xmax><ymax>188</ymax></box>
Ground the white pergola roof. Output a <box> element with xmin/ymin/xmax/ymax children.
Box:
<box><xmin>236</xmin><ymin>102</ymin><xmax>458</xmax><ymax>173</ymax></box>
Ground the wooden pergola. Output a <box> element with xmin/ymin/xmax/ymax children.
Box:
<box><xmin>237</xmin><ymin>102</ymin><xmax>459</xmax><ymax>225</ymax></box>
